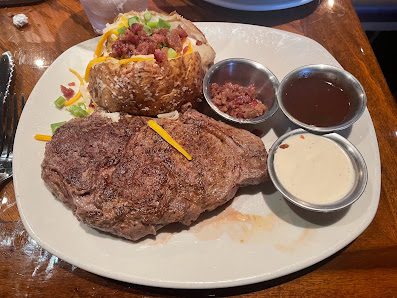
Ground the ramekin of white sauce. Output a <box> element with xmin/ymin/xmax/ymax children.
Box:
<box><xmin>267</xmin><ymin>129</ymin><xmax>368</xmax><ymax>212</ymax></box>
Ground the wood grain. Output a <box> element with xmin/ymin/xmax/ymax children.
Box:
<box><xmin>0</xmin><ymin>0</ymin><xmax>396</xmax><ymax>296</ymax></box>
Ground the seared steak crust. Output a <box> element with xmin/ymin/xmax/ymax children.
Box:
<box><xmin>41</xmin><ymin>108</ymin><xmax>268</xmax><ymax>240</ymax></box>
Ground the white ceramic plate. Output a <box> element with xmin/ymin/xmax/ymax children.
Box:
<box><xmin>202</xmin><ymin>0</ymin><xmax>313</xmax><ymax>11</ymax></box>
<box><xmin>14</xmin><ymin>23</ymin><xmax>381</xmax><ymax>289</ymax></box>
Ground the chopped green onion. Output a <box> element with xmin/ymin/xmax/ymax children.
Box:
<box><xmin>143</xmin><ymin>11</ymin><xmax>152</xmax><ymax>22</ymax></box>
<box><xmin>51</xmin><ymin>121</ymin><xmax>66</xmax><ymax>134</ymax></box>
<box><xmin>158</xmin><ymin>18</ymin><xmax>171</xmax><ymax>29</ymax></box>
<box><xmin>167</xmin><ymin>48</ymin><xmax>177</xmax><ymax>58</ymax></box>
<box><xmin>54</xmin><ymin>96</ymin><xmax>66</xmax><ymax>108</ymax></box>
<box><xmin>69</xmin><ymin>105</ymin><xmax>88</xmax><ymax>117</ymax></box>
<box><xmin>147</xmin><ymin>22</ymin><xmax>158</xmax><ymax>28</ymax></box>
<box><xmin>78</xmin><ymin>102</ymin><xmax>87</xmax><ymax>110</ymax></box>
<box><xmin>143</xmin><ymin>24</ymin><xmax>152</xmax><ymax>34</ymax></box>
<box><xmin>117</xmin><ymin>26</ymin><xmax>127</xmax><ymax>35</ymax></box>
<box><xmin>128</xmin><ymin>16</ymin><xmax>140</xmax><ymax>26</ymax></box>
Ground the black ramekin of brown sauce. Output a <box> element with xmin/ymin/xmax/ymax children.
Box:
<box><xmin>277</xmin><ymin>64</ymin><xmax>367</xmax><ymax>132</ymax></box>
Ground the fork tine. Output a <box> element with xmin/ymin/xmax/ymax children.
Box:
<box><xmin>1</xmin><ymin>94</ymin><xmax>11</xmax><ymax>156</ymax></box>
<box><xmin>5</xmin><ymin>95</ymin><xmax>13</xmax><ymax>158</ymax></box>
<box><xmin>21</xmin><ymin>93</ymin><xmax>25</xmax><ymax>109</ymax></box>
<box><xmin>0</xmin><ymin>92</ymin><xmax>3</xmax><ymax>154</ymax></box>
<box><xmin>10</xmin><ymin>93</ymin><xmax>23</xmax><ymax>154</ymax></box>
<box><xmin>14</xmin><ymin>93</ymin><xmax>18</xmax><ymax>122</ymax></box>
<box><xmin>9</xmin><ymin>93</ymin><xmax>18</xmax><ymax>156</ymax></box>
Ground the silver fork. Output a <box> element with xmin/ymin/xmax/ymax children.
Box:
<box><xmin>0</xmin><ymin>92</ymin><xmax>25</xmax><ymax>184</ymax></box>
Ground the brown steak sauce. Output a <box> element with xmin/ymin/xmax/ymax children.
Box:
<box><xmin>282</xmin><ymin>76</ymin><xmax>351</xmax><ymax>127</ymax></box>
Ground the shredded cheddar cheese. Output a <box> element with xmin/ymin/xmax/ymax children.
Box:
<box><xmin>118</xmin><ymin>56</ymin><xmax>155</xmax><ymax>65</ymax></box>
<box><xmin>120</xmin><ymin>15</ymin><xmax>128</xmax><ymax>28</ymax></box>
<box><xmin>64</xmin><ymin>90</ymin><xmax>82</xmax><ymax>106</ymax></box>
<box><xmin>177</xmin><ymin>41</ymin><xmax>192</xmax><ymax>57</ymax></box>
<box><xmin>186</xmin><ymin>41</ymin><xmax>192</xmax><ymax>55</ymax></box>
<box><xmin>85</xmin><ymin>56</ymin><xmax>116</xmax><ymax>82</ymax></box>
<box><xmin>85</xmin><ymin>56</ymin><xmax>155</xmax><ymax>81</ymax></box>
<box><xmin>94</xmin><ymin>28</ymin><xmax>119</xmax><ymax>58</ymax></box>
<box><xmin>69</xmin><ymin>68</ymin><xmax>84</xmax><ymax>85</ymax></box>
<box><xmin>148</xmin><ymin>120</ymin><xmax>192</xmax><ymax>161</ymax></box>
<box><xmin>34</xmin><ymin>134</ymin><xmax>52</xmax><ymax>141</ymax></box>
<box><xmin>64</xmin><ymin>68</ymin><xmax>83</xmax><ymax>106</ymax></box>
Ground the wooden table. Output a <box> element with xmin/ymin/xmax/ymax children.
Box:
<box><xmin>1</xmin><ymin>0</ymin><xmax>396</xmax><ymax>296</ymax></box>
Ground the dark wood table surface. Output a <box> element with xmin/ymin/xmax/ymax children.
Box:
<box><xmin>1</xmin><ymin>0</ymin><xmax>396</xmax><ymax>296</ymax></box>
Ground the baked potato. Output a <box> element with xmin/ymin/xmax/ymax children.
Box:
<box><xmin>87</xmin><ymin>11</ymin><xmax>216</xmax><ymax>116</ymax></box>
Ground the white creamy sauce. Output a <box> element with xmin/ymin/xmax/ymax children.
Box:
<box><xmin>274</xmin><ymin>133</ymin><xmax>355</xmax><ymax>205</ymax></box>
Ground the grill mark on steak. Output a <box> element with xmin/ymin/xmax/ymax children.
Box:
<box><xmin>41</xmin><ymin>107</ymin><xmax>268</xmax><ymax>241</ymax></box>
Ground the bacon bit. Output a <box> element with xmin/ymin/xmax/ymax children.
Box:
<box><xmin>130</xmin><ymin>22</ymin><xmax>144</xmax><ymax>34</ymax></box>
<box><xmin>300</xmin><ymin>135</ymin><xmax>305</xmax><ymax>139</ymax></box>
<box><xmin>182</xmin><ymin>46</ymin><xmax>189</xmax><ymax>55</ymax></box>
<box><xmin>211</xmin><ymin>82</ymin><xmax>266</xmax><ymax>119</ymax></box>
<box><xmin>154</xmin><ymin>49</ymin><xmax>168</xmax><ymax>62</ymax></box>
<box><xmin>174</xmin><ymin>25</ymin><xmax>188</xmax><ymax>39</ymax></box>
<box><xmin>280</xmin><ymin>144</ymin><xmax>289</xmax><ymax>149</ymax></box>
<box><xmin>252</xmin><ymin>129</ymin><xmax>264</xmax><ymax>137</ymax></box>
<box><xmin>196</xmin><ymin>40</ymin><xmax>203</xmax><ymax>45</ymax></box>
<box><xmin>60</xmin><ymin>85</ymin><xmax>74</xmax><ymax>99</ymax></box>
<box><xmin>68</xmin><ymin>82</ymin><xmax>76</xmax><ymax>86</ymax></box>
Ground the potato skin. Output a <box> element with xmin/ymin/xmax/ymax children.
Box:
<box><xmin>89</xmin><ymin>52</ymin><xmax>204</xmax><ymax>116</ymax></box>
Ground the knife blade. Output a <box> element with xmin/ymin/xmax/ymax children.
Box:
<box><xmin>0</xmin><ymin>51</ymin><xmax>14</xmax><ymax>103</ymax></box>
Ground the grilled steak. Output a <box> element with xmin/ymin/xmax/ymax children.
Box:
<box><xmin>41</xmin><ymin>106</ymin><xmax>268</xmax><ymax>241</ymax></box>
